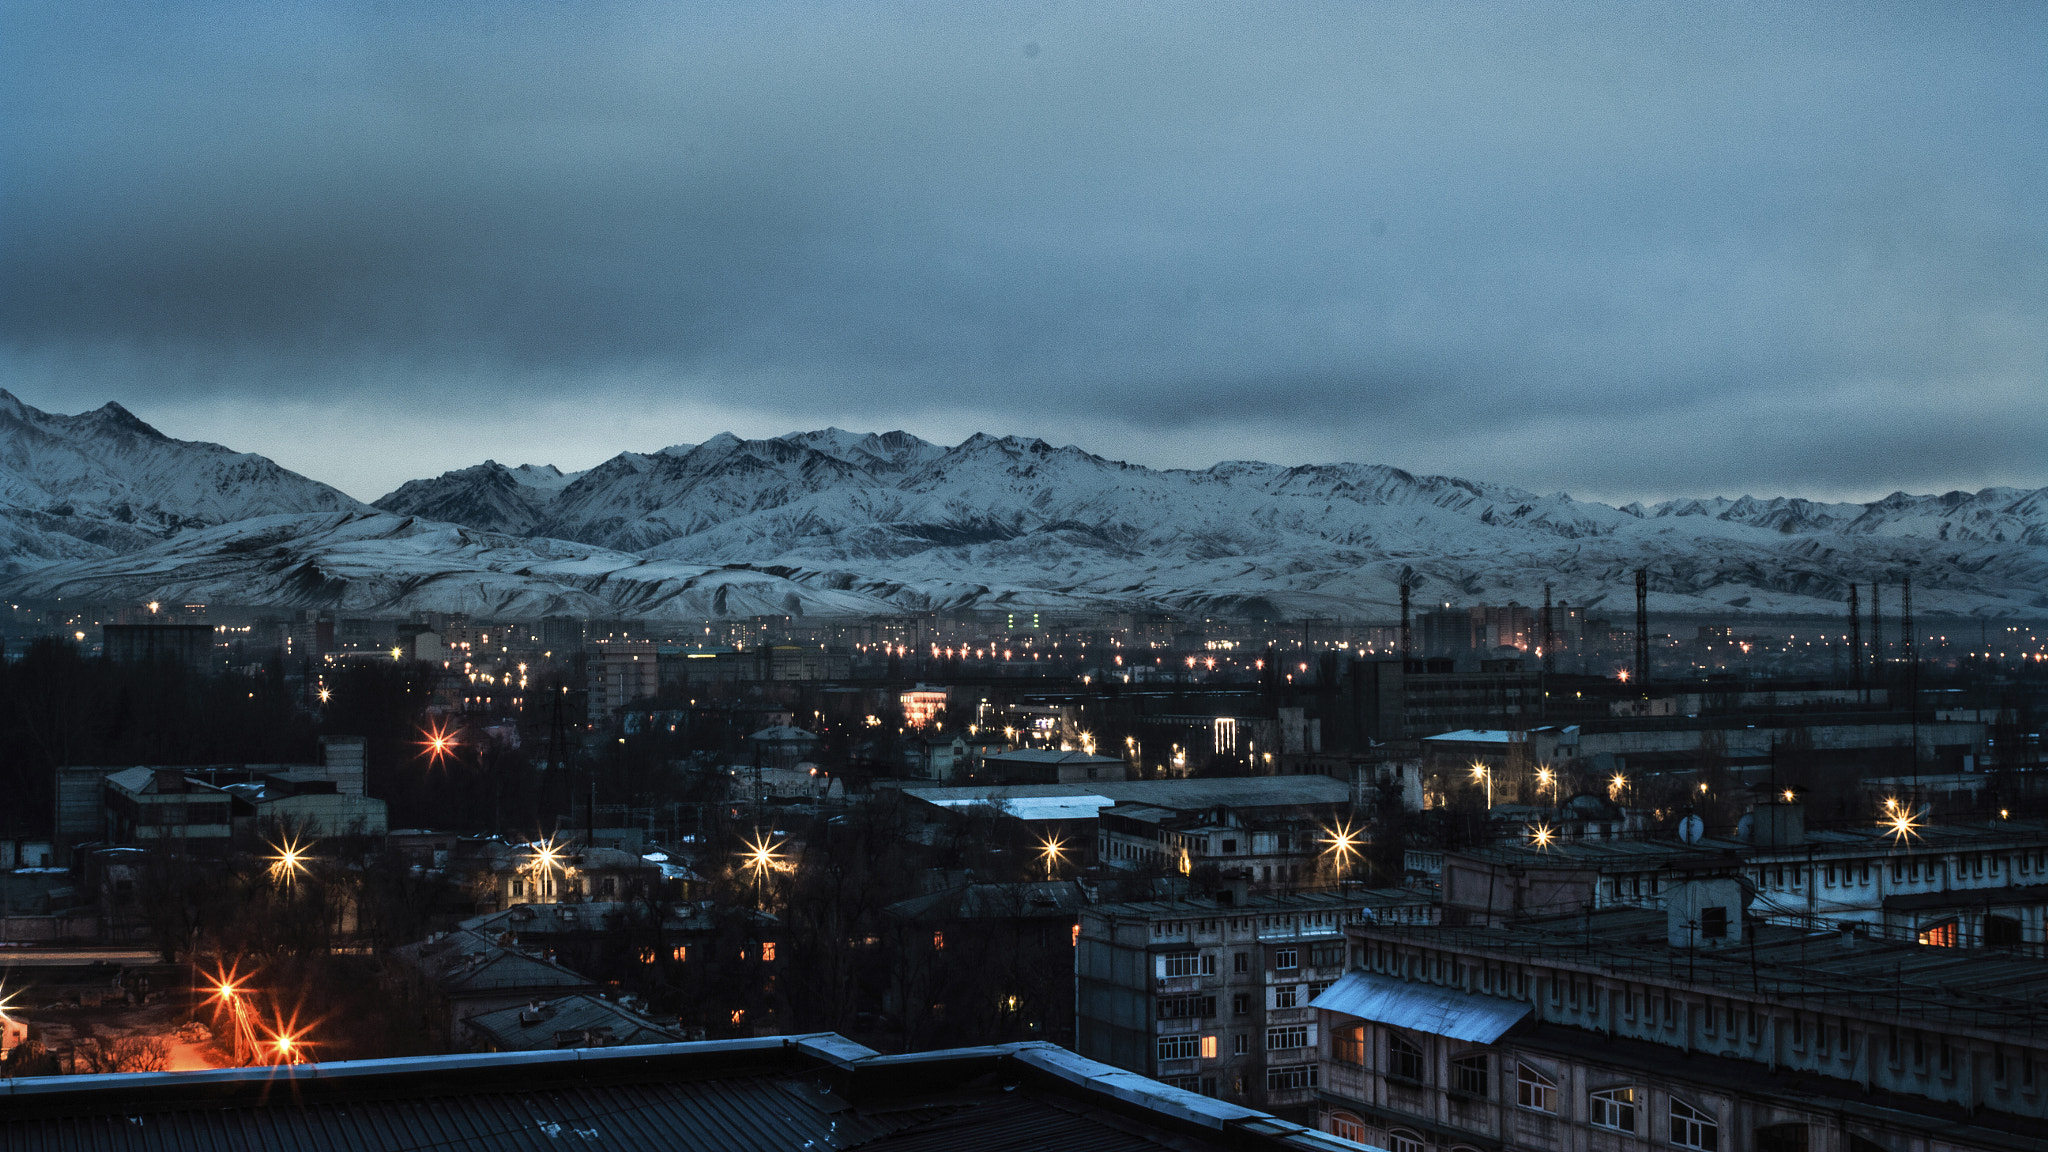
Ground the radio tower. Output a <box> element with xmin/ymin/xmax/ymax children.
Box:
<box><xmin>1633</xmin><ymin>568</ymin><xmax>1650</xmax><ymax>685</ymax></box>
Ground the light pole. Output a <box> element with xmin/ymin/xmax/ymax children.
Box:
<box><xmin>1470</xmin><ymin>763</ymin><xmax>1492</xmax><ymax>812</ymax></box>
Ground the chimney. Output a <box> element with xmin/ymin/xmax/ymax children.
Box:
<box><xmin>1666</xmin><ymin>877</ymin><xmax>1745</xmax><ymax>950</ymax></box>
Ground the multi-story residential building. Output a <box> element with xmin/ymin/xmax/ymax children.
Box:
<box><xmin>1076</xmin><ymin>888</ymin><xmax>1437</xmax><ymax>1118</ymax></box>
<box><xmin>1099</xmin><ymin>805</ymin><xmax>1331</xmax><ymax>890</ymax></box>
<box><xmin>1309</xmin><ymin>893</ymin><xmax>2048</xmax><ymax>1152</ymax></box>
<box><xmin>588</xmin><ymin>639</ymin><xmax>659</xmax><ymax>719</ymax></box>
<box><xmin>1442</xmin><ymin>802</ymin><xmax>2048</xmax><ymax>948</ymax></box>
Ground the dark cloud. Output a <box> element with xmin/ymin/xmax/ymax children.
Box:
<box><xmin>2</xmin><ymin>1</ymin><xmax>2043</xmax><ymax>502</ymax></box>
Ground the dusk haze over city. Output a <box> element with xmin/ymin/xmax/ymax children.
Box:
<box><xmin>2</xmin><ymin>5</ymin><xmax>2046</xmax><ymax>1152</ymax></box>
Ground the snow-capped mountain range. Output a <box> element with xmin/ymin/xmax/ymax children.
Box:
<box><xmin>3</xmin><ymin>391</ymin><xmax>2044</xmax><ymax>619</ymax></box>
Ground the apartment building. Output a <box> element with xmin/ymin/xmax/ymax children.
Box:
<box><xmin>1075</xmin><ymin>888</ymin><xmax>1436</xmax><ymax>1118</ymax></box>
<box><xmin>1309</xmin><ymin>892</ymin><xmax>2048</xmax><ymax>1152</ymax></box>
<box><xmin>1443</xmin><ymin>803</ymin><xmax>2048</xmax><ymax>949</ymax></box>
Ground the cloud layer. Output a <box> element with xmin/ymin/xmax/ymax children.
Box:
<box><xmin>3</xmin><ymin>1</ymin><xmax>2043</xmax><ymax>502</ymax></box>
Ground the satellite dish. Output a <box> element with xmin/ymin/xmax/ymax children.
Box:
<box><xmin>1678</xmin><ymin>814</ymin><xmax>1705</xmax><ymax>844</ymax></box>
<box><xmin>1734</xmin><ymin>814</ymin><xmax>1754</xmax><ymax>843</ymax></box>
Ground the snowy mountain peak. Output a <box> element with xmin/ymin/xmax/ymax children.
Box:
<box><xmin>0</xmin><ymin>393</ymin><xmax>366</xmax><ymax>573</ymax></box>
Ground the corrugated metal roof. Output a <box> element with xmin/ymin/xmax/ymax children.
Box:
<box><xmin>1309</xmin><ymin>971</ymin><xmax>1529</xmax><ymax>1044</ymax></box>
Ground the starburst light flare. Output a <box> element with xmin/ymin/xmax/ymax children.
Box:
<box><xmin>266</xmin><ymin>833</ymin><xmax>312</xmax><ymax>888</ymax></box>
<box><xmin>1528</xmin><ymin>823</ymin><xmax>1557</xmax><ymax>849</ymax></box>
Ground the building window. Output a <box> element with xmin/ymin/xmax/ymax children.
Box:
<box><xmin>1444</xmin><ymin>1052</ymin><xmax>1485</xmax><ymax>1096</ymax></box>
<box><xmin>1274</xmin><ymin>986</ymin><xmax>1300</xmax><ymax>1009</ymax></box>
<box><xmin>1232</xmin><ymin>993</ymin><xmax>1250</xmax><ymax>1015</ymax></box>
<box><xmin>1268</xmin><ymin>1025</ymin><xmax>1309</xmax><ymax>1051</ymax></box>
<box><xmin>1670</xmin><ymin>1098</ymin><xmax>1718</xmax><ymax>1150</ymax></box>
<box><xmin>1158</xmin><ymin>1035</ymin><xmax>1200</xmax><ymax>1062</ymax></box>
<box><xmin>1201</xmin><ymin>1035</ymin><xmax>1219</xmax><ymax>1059</ymax></box>
<box><xmin>1275</xmin><ymin>948</ymin><xmax>1299</xmax><ymax>970</ymax></box>
<box><xmin>1700</xmin><ymin>906</ymin><xmax>1728</xmax><ymax>939</ymax></box>
<box><xmin>1234</xmin><ymin>1033</ymin><xmax>1251</xmax><ymax>1055</ymax></box>
<box><xmin>1516</xmin><ymin>1063</ymin><xmax>1558</xmax><ymax>1113</ymax></box>
<box><xmin>1388</xmin><ymin>1034</ymin><xmax>1426</xmax><ymax>1082</ymax></box>
<box><xmin>1918</xmin><ymin>920</ymin><xmax>1958</xmax><ymax>948</ymax></box>
<box><xmin>1158</xmin><ymin>995</ymin><xmax>1217</xmax><ymax>1019</ymax></box>
<box><xmin>1590</xmin><ymin>1086</ymin><xmax>1636</xmax><ymax>1132</ymax></box>
<box><xmin>1163</xmin><ymin>950</ymin><xmax>1214</xmax><ymax>977</ymax></box>
<box><xmin>1266</xmin><ymin>1064</ymin><xmax>1318</xmax><ymax>1092</ymax></box>
<box><xmin>1311</xmin><ymin>942</ymin><xmax>1346</xmax><ymax>967</ymax></box>
<box><xmin>1389</xmin><ymin>1131</ymin><xmax>1425</xmax><ymax>1152</ymax></box>
<box><xmin>1334</xmin><ymin>1024</ymin><xmax>1365</xmax><ymax>1066</ymax></box>
<box><xmin>1327</xmin><ymin>1114</ymin><xmax>1368</xmax><ymax>1144</ymax></box>
<box><xmin>1235</xmin><ymin>952</ymin><xmax>1250</xmax><ymax>973</ymax></box>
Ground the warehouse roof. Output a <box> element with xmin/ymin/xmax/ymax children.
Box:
<box><xmin>0</xmin><ymin>1035</ymin><xmax>1377</xmax><ymax>1152</ymax></box>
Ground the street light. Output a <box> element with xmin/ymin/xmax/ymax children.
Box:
<box><xmin>266</xmin><ymin>834</ymin><xmax>312</xmax><ymax>889</ymax></box>
<box><xmin>1534</xmin><ymin>765</ymin><xmax>1555</xmax><ymax>808</ymax></box>
<box><xmin>1039</xmin><ymin>834</ymin><xmax>1067</xmax><ymax>879</ymax></box>
<box><xmin>1471</xmin><ymin>763</ymin><xmax>1492</xmax><ymax>811</ymax></box>
<box><xmin>1322</xmin><ymin>820</ymin><xmax>1362</xmax><ymax>875</ymax></box>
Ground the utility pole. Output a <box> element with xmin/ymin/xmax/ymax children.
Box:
<box><xmin>1870</xmin><ymin>579</ymin><xmax>1883</xmax><ymax>689</ymax></box>
<box><xmin>1634</xmin><ymin>568</ymin><xmax>1650</xmax><ymax>685</ymax></box>
<box><xmin>1904</xmin><ymin>574</ymin><xmax>1918</xmax><ymax>787</ymax></box>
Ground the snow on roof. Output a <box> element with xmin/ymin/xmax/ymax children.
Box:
<box><xmin>921</xmin><ymin>795</ymin><xmax>1118</xmax><ymax>822</ymax></box>
<box><xmin>1421</xmin><ymin>729</ymin><xmax>1522</xmax><ymax>744</ymax></box>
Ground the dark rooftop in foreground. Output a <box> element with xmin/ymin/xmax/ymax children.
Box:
<box><xmin>0</xmin><ymin>1034</ymin><xmax>1375</xmax><ymax>1152</ymax></box>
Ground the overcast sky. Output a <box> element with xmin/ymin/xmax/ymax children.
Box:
<box><xmin>3</xmin><ymin>2</ymin><xmax>2043</xmax><ymax>504</ymax></box>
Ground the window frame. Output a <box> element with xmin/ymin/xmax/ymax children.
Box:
<box><xmin>1670</xmin><ymin>1097</ymin><xmax>1720</xmax><ymax>1152</ymax></box>
<box><xmin>1589</xmin><ymin>1086</ymin><xmax>1637</xmax><ymax>1132</ymax></box>
<box><xmin>1516</xmin><ymin>1062</ymin><xmax>1559</xmax><ymax>1113</ymax></box>
<box><xmin>1387</xmin><ymin>1033</ymin><xmax>1427</xmax><ymax>1083</ymax></box>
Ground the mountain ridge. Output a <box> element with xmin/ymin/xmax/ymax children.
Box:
<box><xmin>3</xmin><ymin>397</ymin><xmax>2045</xmax><ymax>618</ymax></box>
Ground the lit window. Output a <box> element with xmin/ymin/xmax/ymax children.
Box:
<box><xmin>1670</xmin><ymin>1098</ymin><xmax>1719</xmax><ymax>1151</ymax></box>
<box><xmin>1591</xmin><ymin>1086</ymin><xmax>1636</xmax><ymax>1131</ymax></box>
<box><xmin>1334</xmin><ymin>1024</ymin><xmax>1365</xmax><ymax>1066</ymax></box>
<box><xmin>672</xmin><ymin>945</ymin><xmax>687</xmax><ymax>962</ymax></box>
<box><xmin>1200</xmin><ymin>1035</ymin><xmax>1218</xmax><ymax>1059</ymax></box>
<box><xmin>1517</xmin><ymin>1063</ymin><xmax>1558</xmax><ymax>1112</ymax></box>
<box><xmin>1327</xmin><ymin>1114</ymin><xmax>1368</xmax><ymax>1144</ymax></box>
<box><xmin>762</xmin><ymin>942</ymin><xmax>776</xmax><ymax>962</ymax></box>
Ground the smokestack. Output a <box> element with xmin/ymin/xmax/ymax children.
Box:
<box><xmin>1847</xmin><ymin>582</ymin><xmax>1861</xmax><ymax>693</ymax></box>
<box><xmin>1399</xmin><ymin>582</ymin><xmax>1412</xmax><ymax>664</ymax></box>
<box><xmin>1634</xmin><ymin>568</ymin><xmax>1650</xmax><ymax>684</ymax></box>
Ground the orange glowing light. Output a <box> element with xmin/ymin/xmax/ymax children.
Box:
<box><xmin>420</xmin><ymin>722</ymin><xmax>457</xmax><ymax>764</ymax></box>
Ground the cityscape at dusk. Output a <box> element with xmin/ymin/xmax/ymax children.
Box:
<box><xmin>2</xmin><ymin>4</ymin><xmax>2046</xmax><ymax>1152</ymax></box>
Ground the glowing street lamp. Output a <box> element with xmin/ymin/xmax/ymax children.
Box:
<box><xmin>740</xmin><ymin>831</ymin><xmax>786</xmax><ymax>904</ymax></box>
<box><xmin>1471</xmin><ymin>763</ymin><xmax>1492</xmax><ymax>811</ymax></box>
<box><xmin>1534</xmin><ymin>765</ymin><xmax>1556</xmax><ymax>807</ymax></box>
<box><xmin>1610</xmin><ymin>773</ymin><xmax>1628</xmax><ymax>803</ymax></box>
<box><xmin>1039</xmin><ymin>834</ymin><xmax>1067</xmax><ymax>879</ymax></box>
<box><xmin>1321</xmin><ymin>820</ymin><xmax>1362</xmax><ymax>874</ymax></box>
<box><xmin>1883</xmin><ymin>803</ymin><xmax>1921</xmax><ymax>842</ymax></box>
<box><xmin>1528</xmin><ymin>823</ymin><xmax>1556</xmax><ymax>849</ymax></box>
<box><xmin>420</xmin><ymin>722</ymin><xmax>457</xmax><ymax>766</ymax></box>
<box><xmin>266</xmin><ymin>834</ymin><xmax>312</xmax><ymax>889</ymax></box>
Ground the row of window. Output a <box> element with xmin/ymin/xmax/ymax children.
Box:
<box><xmin>1339</xmin><ymin>1036</ymin><xmax>1718</xmax><ymax>1149</ymax></box>
<box><xmin>1148</xmin><ymin>911</ymin><xmax>1359</xmax><ymax>939</ymax></box>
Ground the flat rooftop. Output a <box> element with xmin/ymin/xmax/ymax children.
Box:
<box><xmin>1448</xmin><ymin>815</ymin><xmax>2048</xmax><ymax>868</ymax></box>
<box><xmin>1355</xmin><ymin>907</ymin><xmax>2048</xmax><ymax>1042</ymax></box>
